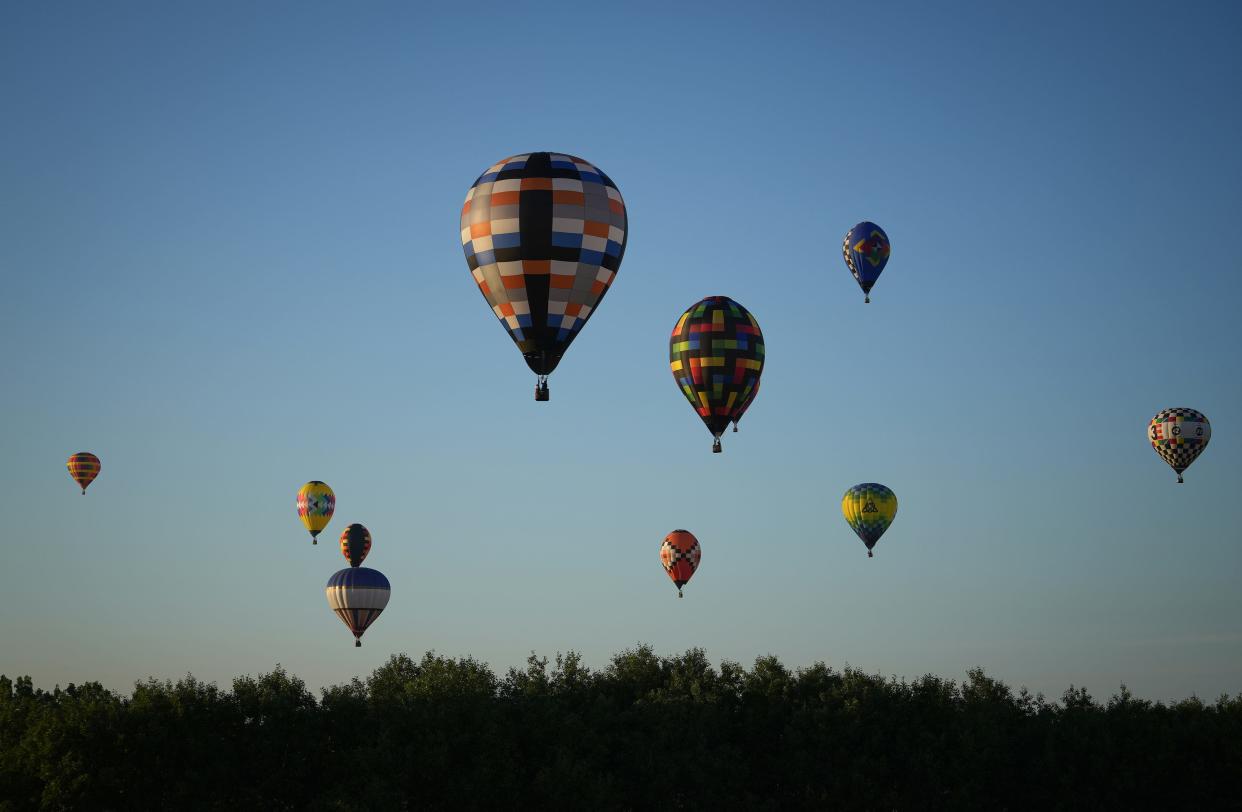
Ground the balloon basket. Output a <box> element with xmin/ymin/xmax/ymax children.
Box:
<box><xmin>868</xmin><ymin>550</ymin><xmax>873</xmax><ymax>558</ymax></box>
<box><xmin>712</xmin><ymin>438</ymin><xmax>722</xmax><ymax>453</ymax></box>
<box><xmin>355</xmin><ymin>640</ymin><xmax>361</xmax><ymax>647</ymax></box>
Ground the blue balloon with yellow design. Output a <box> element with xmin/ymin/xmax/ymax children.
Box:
<box><xmin>842</xmin><ymin>222</ymin><xmax>891</xmax><ymax>303</ymax></box>
<box><xmin>842</xmin><ymin>483</ymin><xmax>897</xmax><ymax>558</ymax></box>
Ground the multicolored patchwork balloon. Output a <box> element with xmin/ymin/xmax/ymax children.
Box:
<box><xmin>460</xmin><ymin>152</ymin><xmax>627</xmax><ymax>401</ymax></box>
<box><xmin>660</xmin><ymin>529</ymin><xmax>701</xmax><ymax>598</ymax></box>
<box><xmin>296</xmin><ymin>481</ymin><xmax>335</xmax><ymax>545</ymax></box>
<box><xmin>339</xmin><ymin>523</ymin><xmax>372</xmax><ymax>567</ymax></box>
<box><xmin>66</xmin><ymin>452</ymin><xmax>100</xmax><ymax>495</ymax></box>
<box><xmin>670</xmin><ymin>296</ymin><xmax>765</xmax><ymax>453</ymax></box>
<box><xmin>842</xmin><ymin>483</ymin><xmax>898</xmax><ymax>558</ymax></box>
<box><xmin>1148</xmin><ymin>407</ymin><xmax>1211</xmax><ymax>483</ymax></box>
<box><xmin>842</xmin><ymin>221</ymin><xmax>891</xmax><ymax>303</ymax></box>
<box><xmin>326</xmin><ymin>567</ymin><xmax>390</xmax><ymax>647</ymax></box>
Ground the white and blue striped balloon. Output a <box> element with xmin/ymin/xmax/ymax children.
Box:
<box><xmin>326</xmin><ymin>567</ymin><xmax>391</xmax><ymax>647</ymax></box>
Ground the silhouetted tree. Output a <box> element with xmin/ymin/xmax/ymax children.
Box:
<box><xmin>2</xmin><ymin>649</ymin><xmax>1240</xmax><ymax>810</ymax></box>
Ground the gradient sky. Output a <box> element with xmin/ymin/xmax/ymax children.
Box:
<box><xmin>2</xmin><ymin>1</ymin><xmax>1240</xmax><ymax>701</ymax></box>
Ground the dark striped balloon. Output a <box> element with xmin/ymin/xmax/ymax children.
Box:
<box><xmin>339</xmin><ymin>523</ymin><xmax>372</xmax><ymax>567</ymax></box>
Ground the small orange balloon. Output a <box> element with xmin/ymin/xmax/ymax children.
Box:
<box><xmin>67</xmin><ymin>452</ymin><xmax>101</xmax><ymax>495</ymax></box>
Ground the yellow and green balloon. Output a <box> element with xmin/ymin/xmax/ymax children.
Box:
<box><xmin>842</xmin><ymin>483</ymin><xmax>897</xmax><ymax>558</ymax></box>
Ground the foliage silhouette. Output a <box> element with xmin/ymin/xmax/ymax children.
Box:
<box><xmin>2</xmin><ymin>649</ymin><xmax>1240</xmax><ymax>810</ymax></box>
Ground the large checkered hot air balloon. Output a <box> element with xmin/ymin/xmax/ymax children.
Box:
<box><xmin>842</xmin><ymin>221</ymin><xmax>891</xmax><ymax>303</ymax></box>
<box><xmin>670</xmin><ymin>296</ymin><xmax>765</xmax><ymax>453</ymax></box>
<box><xmin>660</xmin><ymin>529</ymin><xmax>701</xmax><ymax>598</ymax></box>
<box><xmin>66</xmin><ymin>452</ymin><xmax>100</xmax><ymax>494</ymax></box>
<box><xmin>296</xmin><ymin>481</ymin><xmax>335</xmax><ymax>545</ymax></box>
<box><xmin>1148</xmin><ymin>408</ymin><xmax>1211</xmax><ymax>483</ymax></box>
<box><xmin>842</xmin><ymin>483</ymin><xmax>898</xmax><ymax>558</ymax></box>
<box><xmin>460</xmin><ymin>152</ymin><xmax>627</xmax><ymax>401</ymax></box>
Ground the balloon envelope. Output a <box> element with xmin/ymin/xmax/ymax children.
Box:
<box><xmin>669</xmin><ymin>296</ymin><xmax>765</xmax><ymax>452</ymax></box>
<box><xmin>67</xmin><ymin>452</ymin><xmax>100</xmax><ymax>494</ymax></box>
<box><xmin>339</xmin><ymin>523</ymin><xmax>372</xmax><ymax>567</ymax></box>
<box><xmin>842</xmin><ymin>483</ymin><xmax>898</xmax><ymax>556</ymax></box>
<box><xmin>460</xmin><ymin>152</ymin><xmax>627</xmax><ymax>389</ymax></box>
<box><xmin>842</xmin><ymin>222</ymin><xmax>890</xmax><ymax>301</ymax></box>
<box><xmin>297</xmin><ymin>481</ymin><xmax>335</xmax><ymax>543</ymax></box>
<box><xmin>1148</xmin><ymin>407</ymin><xmax>1211</xmax><ymax>482</ymax></box>
<box><xmin>660</xmin><ymin>529</ymin><xmax>702</xmax><ymax>597</ymax></box>
<box><xmin>326</xmin><ymin>567</ymin><xmax>391</xmax><ymax>646</ymax></box>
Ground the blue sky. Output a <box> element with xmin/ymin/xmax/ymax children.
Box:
<box><xmin>2</xmin><ymin>0</ymin><xmax>1240</xmax><ymax>701</ymax></box>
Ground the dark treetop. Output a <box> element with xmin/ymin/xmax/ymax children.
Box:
<box><xmin>2</xmin><ymin>646</ymin><xmax>1240</xmax><ymax>811</ymax></box>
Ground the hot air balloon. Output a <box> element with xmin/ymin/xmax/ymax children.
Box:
<box><xmin>842</xmin><ymin>222</ymin><xmax>891</xmax><ymax>303</ymax></box>
<box><xmin>732</xmin><ymin>378</ymin><xmax>760</xmax><ymax>432</ymax></box>
<box><xmin>460</xmin><ymin>152</ymin><xmax>627</xmax><ymax>401</ymax></box>
<box><xmin>670</xmin><ymin>296</ymin><xmax>765</xmax><ymax>452</ymax></box>
<box><xmin>842</xmin><ymin>483</ymin><xmax>897</xmax><ymax>558</ymax></box>
<box><xmin>67</xmin><ymin>452</ymin><xmax>100</xmax><ymax>494</ymax></box>
<box><xmin>660</xmin><ymin>529</ymin><xmax>701</xmax><ymax>598</ymax></box>
<box><xmin>296</xmin><ymin>481</ymin><xmax>335</xmax><ymax>545</ymax></box>
<box><xmin>339</xmin><ymin>523</ymin><xmax>372</xmax><ymax>567</ymax></box>
<box><xmin>326</xmin><ymin>566</ymin><xmax>390</xmax><ymax>647</ymax></box>
<box><xmin>1148</xmin><ymin>408</ymin><xmax>1211</xmax><ymax>483</ymax></box>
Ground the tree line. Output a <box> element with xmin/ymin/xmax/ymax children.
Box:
<box><xmin>2</xmin><ymin>646</ymin><xmax>1239</xmax><ymax>810</ymax></box>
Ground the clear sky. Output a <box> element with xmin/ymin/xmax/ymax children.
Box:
<box><xmin>2</xmin><ymin>1</ymin><xmax>1239</xmax><ymax>701</ymax></box>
